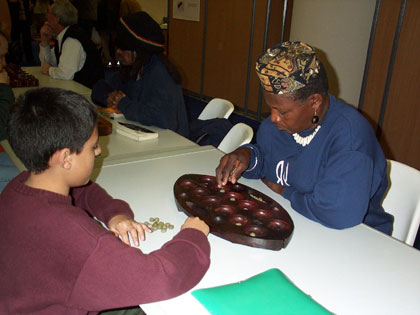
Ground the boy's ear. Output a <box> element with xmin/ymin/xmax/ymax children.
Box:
<box><xmin>52</xmin><ymin>148</ymin><xmax>73</xmax><ymax>170</ymax></box>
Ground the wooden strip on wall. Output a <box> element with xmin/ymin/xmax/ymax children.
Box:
<box><xmin>167</xmin><ymin>0</ymin><xmax>290</xmax><ymax>117</ymax></box>
<box><xmin>380</xmin><ymin>0</ymin><xmax>420</xmax><ymax>169</ymax></box>
<box><xmin>168</xmin><ymin>0</ymin><xmax>204</xmax><ymax>93</ymax></box>
<box><xmin>202</xmin><ymin>0</ymin><xmax>255</xmax><ymax>107</ymax></box>
<box><xmin>360</xmin><ymin>0</ymin><xmax>402</xmax><ymax>129</ymax></box>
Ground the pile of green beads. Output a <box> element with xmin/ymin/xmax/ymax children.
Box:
<box><xmin>144</xmin><ymin>217</ymin><xmax>174</xmax><ymax>233</ymax></box>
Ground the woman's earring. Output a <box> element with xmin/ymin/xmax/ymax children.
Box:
<box><xmin>312</xmin><ymin>110</ymin><xmax>319</xmax><ymax>124</ymax></box>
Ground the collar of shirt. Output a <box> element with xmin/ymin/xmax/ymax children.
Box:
<box><xmin>56</xmin><ymin>26</ymin><xmax>70</xmax><ymax>53</ymax></box>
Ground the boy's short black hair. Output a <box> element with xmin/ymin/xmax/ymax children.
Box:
<box><xmin>7</xmin><ymin>87</ymin><xmax>98</xmax><ymax>173</ymax></box>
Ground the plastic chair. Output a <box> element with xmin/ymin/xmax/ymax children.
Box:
<box><xmin>381</xmin><ymin>159</ymin><xmax>420</xmax><ymax>246</ymax></box>
<box><xmin>217</xmin><ymin>123</ymin><xmax>254</xmax><ymax>154</ymax></box>
<box><xmin>198</xmin><ymin>98</ymin><xmax>234</xmax><ymax>120</ymax></box>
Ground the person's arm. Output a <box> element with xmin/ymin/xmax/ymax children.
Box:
<box><xmin>117</xmin><ymin>60</ymin><xmax>182</xmax><ymax>129</ymax></box>
<box><xmin>282</xmin><ymin>150</ymin><xmax>374</xmax><ymax>229</ymax></box>
<box><xmin>0</xmin><ymin>0</ymin><xmax>12</xmax><ymax>40</ymax></box>
<box><xmin>69</xmin><ymin>225</ymin><xmax>210</xmax><ymax>309</ymax></box>
<box><xmin>91</xmin><ymin>70</ymin><xmax>124</xmax><ymax>106</ymax></box>
<box><xmin>117</xmin><ymin>83</ymin><xmax>182</xmax><ymax>130</ymax></box>
<box><xmin>48</xmin><ymin>37</ymin><xmax>86</xmax><ymax>80</ymax></box>
<box><xmin>71</xmin><ymin>181</ymin><xmax>134</xmax><ymax>225</ymax></box>
<box><xmin>39</xmin><ymin>44</ymin><xmax>57</xmax><ymax>67</ymax></box>
<box><xmin>39</xmin><ymin>22</ymin><xmax>57</xmax><ymax>66</ymax></box>
<box><xmin>0</xmin><ymin>81</ymin><xmax>14</xmax><ymax>142</ymax></box>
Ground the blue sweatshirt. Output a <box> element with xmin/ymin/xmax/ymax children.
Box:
<box><xmin>243</xmin><ymin>95</ymin><xmax>393</xmax><ymax>234</ymax></box>
<box><xmin>91</xmin><ymin>55</ymin><xmax>189</xmax><ymax>138</ymax></box>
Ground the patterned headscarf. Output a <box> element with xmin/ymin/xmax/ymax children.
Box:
<box><xmin>256</xmin><ymin>41</ymin><xmax>321</xmax><ymax>94</ymax></box>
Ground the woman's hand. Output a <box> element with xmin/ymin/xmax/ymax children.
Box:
<box><xmin>108</xmin><ymin>214</ymin><xmax>151</xmax><ymax>246</ymax></box>
<box><xmin>215</xmin><ymin>147</ymin><xmax>251</xmax><ymax>187</ymax></box>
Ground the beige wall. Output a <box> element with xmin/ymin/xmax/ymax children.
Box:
<box><xmin>289</xmin><ymin>0</ymin><xmax>376</xmax><ymax>107</ymax></box>
<box><xmin>137</xmin><ymin>0</ymin><xmax>168</xmax><ymax>24</ymax></box>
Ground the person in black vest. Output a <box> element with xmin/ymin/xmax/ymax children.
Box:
<box><xmin>39</xmin><ymin>0</ymin><xmax>103</xmax><ymax>88</ymax></box>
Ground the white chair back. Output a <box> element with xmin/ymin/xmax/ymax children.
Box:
<box><xmin>382</xmin><ymin>159</ymin><xmax>420</xmax><ymax>246</ymax></box>
<box><xmin>198</xmin><ymin>98</ymin><xmax>234</xmax><ymax>120</ymax></box>
<box><xmin>217</xmin><ymin>123</ymin><xmax>254</xmax><ymax>154</ymax></box>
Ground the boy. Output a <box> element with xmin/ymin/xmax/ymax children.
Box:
<box><xmin>0</xmin><ymin>88</ymin><xmax>210</xmax><ymax>314</ymax></box>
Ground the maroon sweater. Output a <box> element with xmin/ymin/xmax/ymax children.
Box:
<box><xmin>0</xmin><ymin>172</ymin><xmax>210</xmax><ymax>314</ymax></box>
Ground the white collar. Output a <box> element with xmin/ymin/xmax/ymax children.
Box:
<box><xmin>56</xmin><ymin>26</ymin><xmax>70</xmax><ymax>51</ymax></box>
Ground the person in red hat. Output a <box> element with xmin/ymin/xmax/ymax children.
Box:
<box><xmin>91</xmin><ymin>11</ymin><xmax>189</xmax><ymax>138</ymax></box>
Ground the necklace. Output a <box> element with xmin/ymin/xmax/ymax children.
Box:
<box><xmin>292</xmin><ymin>125</ymin><xmax>321</xmax><ymax>147</ymax></box>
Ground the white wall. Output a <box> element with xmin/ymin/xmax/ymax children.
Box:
<box><xmin>289</xmin><ymin>0</ymin><xmax>376</xmax><ymax>107</ymax></box>
<box><xmin>137</xmin><ymin>0</ymin><xmax>168</xmax><ymax>24</ymax></box>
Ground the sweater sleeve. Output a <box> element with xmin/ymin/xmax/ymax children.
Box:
<box><xmin>117</xmin><ymin>81</ymin><xmax>179</xmax><ymax>131</ymax></box>
<box><xmin>91</xmin><ymin>71</ymin><xmax>124</xmax><ymax>106</ymax></box>
<box><xmin>117</xmin><ymin>59</ymin><xmax>183</xmax><ymax>132</ymax></box>
<box><xmin>282</xmin><ymin>150</ymin><xmax>374</xmax><ymax>229</ymax></box>
<box><xmin>0</xmin><ymin>83</ymin><xmax>14</xmax><ymax>141</ymax></box>
<box><xmin>70</xmin><ymin>181</ymin><xmax>134</xmax><ymax>224</ymax></box>
<box><xmin>69</xmin><ymin>228</ymin><xmax>211</xmax><ymax>310</ymax></box>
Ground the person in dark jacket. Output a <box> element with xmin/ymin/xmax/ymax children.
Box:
<box><xmin>91</xmin><ymin>11</ymin><xmax>189</xmax><ymax>138</ymax></box>
<box><xmin>39</xmin><ymin>0</ymin><xmax>103</xmax><ymax>88</ymax></box>
<box><xmin>0</xmin><ymin>30</ymin><xmax>19</xmax><ymax>192</ymax></box>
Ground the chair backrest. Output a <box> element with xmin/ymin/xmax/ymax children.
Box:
<box><xmin>198</xmin><ymin>98</ymin><xmax>234</xmax><ymax>120</ymax></box>
<box><xmin>217</xmin><ymin>123</ymin><xmax>254</xmax><ymax>154</ymax></box>
<box><xmin>381</xmin><ymin>159</ymin><xmax>420</xmax><ymax>246</ymax></box>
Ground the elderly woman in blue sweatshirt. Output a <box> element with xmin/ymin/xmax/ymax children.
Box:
<box><xmin>216</xmin><ymin>41</ymin><xmax>393</xmax><ymax>234</ymax></box>
<box><xmin>91</xmin><ymin>12</ymin><xmax>189</xmax><ymax>138</ymax></box>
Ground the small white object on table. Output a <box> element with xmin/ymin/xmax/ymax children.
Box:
<box><xmin>94</xmin><ymin>115</ymin><xmax>200</xmax><ymax>168</ymax></box>
<box><xmin>94</xmin><ymin>148</ymin><xmax>420</xmax><ymax>315</ymax></box>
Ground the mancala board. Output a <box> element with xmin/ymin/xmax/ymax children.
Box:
<box><xmin>174</xmin><ymin>174</ymin><xmax>294</xmax><ymax>250</ymax></box>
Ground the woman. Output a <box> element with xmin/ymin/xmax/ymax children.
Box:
<box><xmin>216</xmin><ymin>41</ymin><xmax>393</xmax><ymax>234</ymax></box>
<box><xmin>91</xmin><ymin>11</ymin><xmax>189</xmax><ymax>138</ymax></box>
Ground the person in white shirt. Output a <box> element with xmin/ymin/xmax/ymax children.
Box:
<box><xmin>39</xmin><ymin>0</ymin><xmax>103</xmax><ymax>88</ymax></box>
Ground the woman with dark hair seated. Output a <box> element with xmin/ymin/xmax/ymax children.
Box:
<box><xmin>91</xmin><ymin>11</ymin><xmax>189</xmax><ymax>138</ymax></box>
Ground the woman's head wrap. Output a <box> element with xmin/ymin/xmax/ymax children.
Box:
<box><xmin>256</xmin><ymin>41</ymin><xmax>321</xmax><ymax>94</ymax></box>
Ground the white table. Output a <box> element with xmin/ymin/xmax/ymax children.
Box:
<box><xmin>12</xmin><ymin>66</ymin><xmax>92</xmax><ymax>98</ymax></box>
<box><xmin>1</xmin><ymin>116</ymin><xmax>201</xmax><ymax>172</ymax></box>
<box><xmin>7</xmin><ymin>67</ymin><xmax>200</xmax><ymax>169</ymax></box>
<box><xmin>94</xmin><ymin>148</ymin><xmax>420</xmax><ymax>315</ymax></box>
<box><xmin>94</xmin><ymin>116</ymin><xmax>199</xmax><ymax>168</ymax></box>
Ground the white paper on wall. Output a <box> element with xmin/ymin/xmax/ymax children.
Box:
<box><xmin>173</xmin><ymin>0</ymin><xmax>200</xmax><ymax>22</ymax></box>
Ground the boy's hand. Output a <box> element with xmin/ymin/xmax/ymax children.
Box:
<box><xmin>181</xmin><ymin>217</ymin><xmax>210</xmax><ymax>236</ymax></box>
<box><xmin>108</xmin><ymin>214</ymin><xmax>151</xmax><ymax>246</ymax></box>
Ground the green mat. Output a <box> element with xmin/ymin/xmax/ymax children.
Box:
<box><xmin>192</xmin><ymin>268</ymin><xmax>333</xmax><ymax>315</ymax></box>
